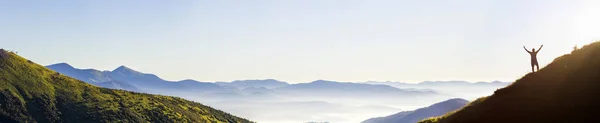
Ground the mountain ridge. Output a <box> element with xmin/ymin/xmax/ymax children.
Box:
<box><xmin>419</xmin><ymin>41</ymin><xmax>600</xmax><ymax>123</ymax></box>
<box><xmin>47</xmin><ymin>63</ymin><xmax>454</xmax><ymax>96</ymax></box>
<box><xmin>0</xmin><ymin>49</ymin><xmax>252</xmax><ymax>123</ymax></box>
<box><xmin>47</xmin><ymin>63</ymin><xmax>140</xmax><ymax>92</ymax></box>
<box><xmin>216</xmin><ymin>79</ymin><xmax>289</xmax><ymax>89</ymax></box>
<box><xmin>47</xmin><ymin>63</ymin><xmax>230</xmax><ymax>94</ymax></box>
<box><xmin>363</xmin><ymin>98</ymin><xmax>468</xmax><ymax>123</ymax></box>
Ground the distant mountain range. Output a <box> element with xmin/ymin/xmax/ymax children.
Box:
<box><xmin>47</xmin><ymin>63</ymin><xmax>141</xmax><ymax>91</ymax></box>
<box><xmin>0</xmin><ymin>49</ymin><xmax>251</xmax><ymax>123</ymax></box>
<box><xmin>47</xmin><ymin>63</ymin><xmax>230</xmax><ymax>95</ymax></box>
<box><xmin>367</xmin><ymin>81</ymin><xmax>511</xmax><ymax>100</ymax></box>
<box><xmin>47</xmin><ymin>63</ymin><xmax>508</xmax><ymax>93</ymax></box>
<box><xmin>363</xmin><ymin>98</ymin><xmax>468</xmax><ymax>123</ymax></box>
<box><xmin>47</xmin><ymin>63</ymin><xmax>455</xmax><ymax>99</ymax></box>
<box><xmin>366</xmin><ymin>81</ymin><xmax>511</xmax><ymax>88</ymax></box>
<box><xmin>45</xmin><ymin>63</ymin><xmax>511</xmax><ymax>123</ymax></box>
<box><xmin>216</xmin><ymin>79</ymin><xmax>289</xmax><ymax>89</ymax></box>
<box><xmin>275</xmin><ymin>80</ymin><xmax>439</xmax><ymax>97</ymax></box>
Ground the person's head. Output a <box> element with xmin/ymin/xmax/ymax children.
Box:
<box><xmin>532</xmin><ymin>48</ymin><xmax>536</xmax><ymax>52</ymax></box>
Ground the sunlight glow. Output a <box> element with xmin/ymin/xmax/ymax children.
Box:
<box><xmin>572</xmin><ymin>0</ymin><xmax>600</xmax><ymax>47</ymax></box>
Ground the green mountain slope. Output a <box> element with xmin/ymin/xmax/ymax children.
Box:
<box><xmin>0</xmin><ymin>49</ymin><xmax>252</xmax><ymax>123</ymax></box>
<box><xmin>419</xmin><ymin>42</ymin><xmax>600</xmax><ymax>123</ymax></box>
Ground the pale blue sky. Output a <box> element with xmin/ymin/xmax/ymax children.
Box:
<box><xmin>1</xmin><ymin>0</ymin><xmax>599</xmax><ymax>83</ymax></box>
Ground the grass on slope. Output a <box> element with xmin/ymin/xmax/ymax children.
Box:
<box><xmin>0</xmin><ymin>49</ymin><xmax>252</xmax><ymax>123</ymax></box>
<box><xmin>419</xmin><ymin>41</ymin><xmax>600</xmax><ymax>123</ymax></box>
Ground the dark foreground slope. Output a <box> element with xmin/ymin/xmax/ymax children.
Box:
<box><xmin>0</xmin><ymin>49</ymin><xmax>251</xmax><ymax>123</ymax></box>
<box><xmin>420</xmin><ymin>42</ymin><xmax>600</xmax><ymax>123</ymax></box>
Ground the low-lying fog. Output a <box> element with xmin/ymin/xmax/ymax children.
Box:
<box><xmin>179</xmin><ymin>81</ymin><xmax>509</xmax><ymax>123</ymax></box>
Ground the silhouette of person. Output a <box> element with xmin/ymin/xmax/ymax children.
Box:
<box><xmin>524</xmin><ymin>45</ymin><xmax>543</xmax><ymax>72</ymax></box>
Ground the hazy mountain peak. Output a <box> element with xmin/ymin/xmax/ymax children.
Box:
<box><xmin>47</xmin><ymin>62</ymin><xmax>75</xmax><ymax>69</ymax></box>
<box><xmin>114</xmin><ymin>65</ymin><xmax>132</xmax><ymax>71</ymax></box>
<box><xmin>447</xmin><ymin>98</ymin><xmax>469</xmax><ymax>102</ymax></box>
<box><xmin>112</xmin><ymin>65</ymin><xmax>141</xmax><ymax>75</ymax></box>
<box><xmin>178</xmin><ymin>79</ymin><xmax>212</xmax><ymax>84</ymax></box>
<box><xmin>312</xmin><ymin>80</ymin><xmax>335</xmax><ymax>83</ymax></box>
<box><xmin>179</xmin><ymin>79</ymin><xmax>198</xmax><ymax>82</ymax></box>
<box><xmin>429</xmin><ymin>98</ymin><xmax>469</xmax><ymax>108</ymax></box>
<box><xmin>490</xmin><ymin>81</ymin><xmax>504</xmax><ymax>84</ymax></box>
<box><xmin>219</xmin><ymin>79</ymin><xmax>289</xmax><ymax>89</ymax></box>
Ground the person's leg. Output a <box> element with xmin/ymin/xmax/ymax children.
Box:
<box><xmin>531</xmin><ymin>63</ymin><xmax>535</xmax><ymax>72</ymax></box>
<box><xmin>536</xmin><ymin>64</ymin><xmax>539</xmax><ymax>71</ymax></box>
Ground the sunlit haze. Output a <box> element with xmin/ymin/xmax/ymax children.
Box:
<box><xmin>2</xmin><ymin>0</ymin><xmax>599</xmax><ymax>83</ymax></box>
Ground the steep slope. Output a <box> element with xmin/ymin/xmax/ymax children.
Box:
<box><xmin>420</xmin><ymin>42</ymin><xmax>600</xmax><ymax>123</ymax></box>
<box><xmin>363</xmin><ymin>98</ymin><xmax>468</xmax><ymax>123</ymax></box>
<box><xmin>0</xmin><ymin>49</ymin><xmax>252</xmax><ymax>123</ymax></box>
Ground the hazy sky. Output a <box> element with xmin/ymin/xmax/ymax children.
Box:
<box><xmin>1</xmin><ymin>0</ymin><xmax>599</xmax><ymax>83</ymax></box>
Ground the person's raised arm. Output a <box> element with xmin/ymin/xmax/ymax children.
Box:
<box><xmin>523</xmin><ymin>46</ymin><xmax>531</xmax><ymax>53</ymax></box>
<box><xmin>536</xmin><ymin>45</ymin><xmax>543</xmax><ymax>53</ymax></box>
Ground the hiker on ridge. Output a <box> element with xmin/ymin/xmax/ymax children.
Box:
<box><xmin>524</xmin><ymin>45</ymin><xmax>543</xmax><ymax>72</ymax></box>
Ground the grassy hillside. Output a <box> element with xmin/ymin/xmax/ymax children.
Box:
<box><xmin>0</xmin><ymin>49</ymin><xmax>252</xmax><ymax>123</ymax></box>
<box><xmin>419</xmin><ymin>41</ymin><xmax>600</xmax><ymax>123</ymax></box>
